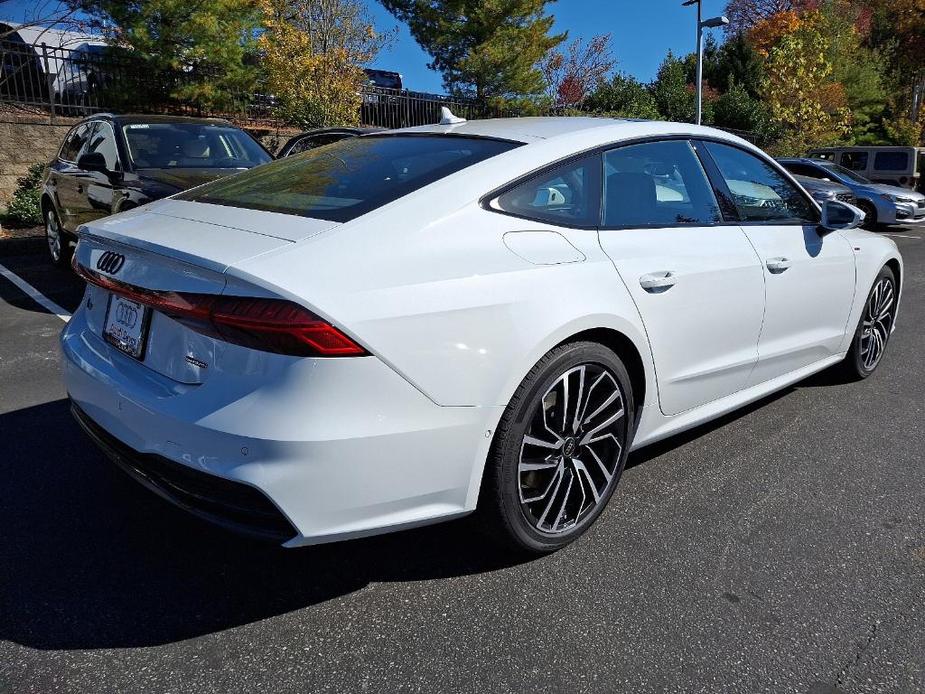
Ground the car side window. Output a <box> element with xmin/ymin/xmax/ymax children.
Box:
<box><xmin>83</xmin><ymin>121</ymin><xmax>120</xmax><ymax>170</ymax></box>
<box><xmin>495</xmin><ymin>154</ymin><xmax>601</xmax><ymax>227</ymax></box>
<box><xmin>784</xmin><ymin>163</ymin><xmax>824</xmax><ymax>179</ymax></box>
<box><xmin>290</xmin><ymin>134</ymin><xmax>347</xmax><ymax>156</ymax></box>
<box><xmin>703</xmin><ymin>142</ymin><xmax>818</xmax><ymax>224</ymax></box>
<box><xmin>602</xmin><ymin>140</ymin><xmax>721</xmax><ymax>227</ymax></box>
<box><xmin>59</xmin><ymin>123</ymin><xmax>92</xmax><ymax>162</ymax></box>
<box><xmin>873</xmin><ymin>151</ymin><xmax>909</xmax><ymax>171</ymax></box>
<box><xmin>840</xmin><ymin>151</ymin><xmax>868</xmax><ymax>171</ymax></box>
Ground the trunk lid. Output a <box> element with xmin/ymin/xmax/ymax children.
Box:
<box><xmin>74</xmin><ymin>203</ymin><xmax>338</xmax><ymax>384</ymax></box>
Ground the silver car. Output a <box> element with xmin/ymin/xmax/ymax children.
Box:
<box><xmin>793</xmin><ymin>174</ymin><xmax>855</xmax><ymax>206</ymax></box>
<box><xmin>779</xmin><ymin>158</ymin><xmax>925</xmax><ymax>228</ymax></box>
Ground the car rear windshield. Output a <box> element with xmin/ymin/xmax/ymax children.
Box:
<box><xmin>177</xmin><ymin>135</ymin><xmax>521</xmax><ymax>222</ymax></box>
<box><xmin>122</xmin><ymin>123</ymin><xmax>272</xmax><ymax>170</ymax></box>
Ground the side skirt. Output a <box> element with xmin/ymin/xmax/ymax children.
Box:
<box><xmin>630</xmin><ymin>353</ymin><xmax>845</xmax><ymax>451</ymax></box>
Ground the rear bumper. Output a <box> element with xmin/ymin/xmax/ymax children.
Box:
<box><xmin>71</xmin><ymin>402</ymin><xmax>298</xmax><ymax>542</ymax></box>
<box><xmin>61</xmin><ymin>306</ymin><xmax>501</xmax><ymax>546</ymax></box>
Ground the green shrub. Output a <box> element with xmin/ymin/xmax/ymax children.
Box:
<box><xmin>5</xmin><ymin>163</ymin><xmax>46</xmax><ymax>228</ymax></box>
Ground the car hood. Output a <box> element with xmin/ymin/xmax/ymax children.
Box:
<box><xmin>795</xmin><ymin>176</ymin><xmax>851</xmax><ymax>194</ymax></box>
<box><xmin>136</xmin><ymin>167</ymin><xmax>252</xmax><ymax>193</ymax></box>
<box><xmin>856</xmin><ymin>182</ymin><xmax>925</xmax><ymax>200</ymax></box>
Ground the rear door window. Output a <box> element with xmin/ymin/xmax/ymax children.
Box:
<box><xmin>180</xmin><ymin>135</ymin><xmax>520</xmax><ymax>222</ymax></box>
<box><xmin>602</xmin><ymin>140</ymin><xmax>721</xmax><ymax>227</ymax></box>
<box><xmin>873</xmin><ymin>151</ymin><xmax>909</xmax><ymax>171</ymax></box>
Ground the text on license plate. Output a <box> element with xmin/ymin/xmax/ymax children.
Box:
<box><xmin>103</xmin><ymin>295</ymin><xmax>149</xmax><ymax>359</ymax></box>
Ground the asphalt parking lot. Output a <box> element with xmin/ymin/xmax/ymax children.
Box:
<box><xmin>1</xmin><ymin>226</ymin><xmax>923</xmax><ymax>694</ymax></box>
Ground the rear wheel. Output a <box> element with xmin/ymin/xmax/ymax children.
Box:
<box><xmin>44</xmin><ymin>205</ymin><xmax>72</xmax><ymax>268</ymax></box>
<box><xmin>842</xmin><ymin>266</ymin><xmax>897</xmax><ymax>379</ymax></box>
<box><xmin>481</xmin><ymin>341</ymin><xmax>634</xmax><ymax>553</ymax></box>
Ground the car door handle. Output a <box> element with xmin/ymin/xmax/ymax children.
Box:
<box><xmin>766</xmin><ymin>257</ymin><xmax>792</xmax><ymax>273</ymax></box>
<box><xmin>639</xmin><ymin>271</ymin><xmax>677</xmax><ymax>292</ymax></box>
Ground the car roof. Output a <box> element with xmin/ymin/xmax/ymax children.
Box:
<box><xmin>82</xmin><ymin>113</ymin><xmax>234</xmax><ymax>126</ymax></box>
<box><xmin>299</xmin><ymin>127</ymin><xmax>384</xmax><ymax>136</ymax></box>
<box><xmin>396</xmin><ymin>116</ymin><xmax>651</xmax><ymax>143</ymax></box>
<box><xmin>394</xmin><ymin>116</ymin><xmax>755</xmax><ymax>148</ymax></box>
<box><xmin>779</xmin><ymin>157</ymin><xmax>832</xmax><ymax>165</ymax></box>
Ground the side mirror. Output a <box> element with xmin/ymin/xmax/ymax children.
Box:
<box><xmin>820</xmin><ymin>199</ymin><xmax>863</xmax><ymax>232</ymax></box>
<box><xmin>76</xmin><ymin>151</ymin><xmax>108</xmax><ymax>174</ymax></box>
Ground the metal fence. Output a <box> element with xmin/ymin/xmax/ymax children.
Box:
<box><xmin>1</xmin><ymin>39</ymin><xmax>773</xmax><ymax>147</ymax></box>
<box><xmin>0</xmin><ymin>39</ymin><xmax>500</xmax><ymax>128</ymax></box>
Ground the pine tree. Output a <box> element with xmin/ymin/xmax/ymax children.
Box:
<box><xmin>379</xmin><ymin>0</ymin><xmax>566</xmax><ymax>99</ymax></box>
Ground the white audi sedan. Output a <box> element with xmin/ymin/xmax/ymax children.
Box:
<box><xmin>62</xmin><ymin>117</ymin><xmax>902</xmax><ymax>553</ymax></box>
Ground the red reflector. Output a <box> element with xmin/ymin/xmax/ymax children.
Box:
<box><xmin>74</xmin><ymin>263</ymin><xmax>367</xmax><ymax>357</ymax></box>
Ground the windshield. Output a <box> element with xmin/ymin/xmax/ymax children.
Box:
<box><xmin>819</xmin><ymin>161</ymin><xmax>870</xmax><ymax>184</ymax></box>
<box><xmin>122</xmin><ymin>123</ymin><xmax>271</xmax><ymax>170</ymax></box>
<box><xmin>178</xmin><ymin>135</ymin><xmax>520</xmax><ymax>222</ymax></box>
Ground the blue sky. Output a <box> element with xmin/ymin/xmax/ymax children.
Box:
<box><xmin>2</xmin><ymin>0</ymin><xmax>729</xmax><ymax>92</ymax></box>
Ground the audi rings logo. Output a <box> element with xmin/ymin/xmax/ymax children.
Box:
<box><xmin>96</xmin><ymin>251</ymin><xmax>126</xmax><ymax>274</ymax></box>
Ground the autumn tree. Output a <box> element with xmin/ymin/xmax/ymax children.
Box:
<box><xmin>759</xmin><ymin>10</ymin><xmax>850</xmax><ymax>153</ymax></box>
<box><xmin>259</xmin><ymin>0</ymin><xmax>390</xmax><ymax>128</ymax></box>
<box><xmin>379</xmin><ymin>0</ymin><xmax>565</xmax><ymax>99</ymax></box>
<box><xmin>541</xmin><ymin>34</ymin><xmax>615</xmax><ymax>106</ymax></box>
<box><xmin>724</xmin><ymin>0</ymin><xmax>803</xmax><ymax>34</ymax></box>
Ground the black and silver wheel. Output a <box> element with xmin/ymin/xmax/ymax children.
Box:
<box><xmin>44</xmin><ymin>206</ymin><xmax>71</xmax><ymax>268</ymax></box>
<box><xmin>481</xmin><ymin>341</ymin><xmax>634</xmax><ymax>553</ymax></box>
<box><xmin>843</xmin><ymin>266</ymin><xmax>896</xmax><ymax>379</ymax></box>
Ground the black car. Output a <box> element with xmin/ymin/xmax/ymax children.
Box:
<box><xmin>41</xmin><ymin>114</ymin><xmax>273</xmax><ymax>266</ymax></box>
<box><xmin>277</xmin><ymin>126</ymin><xmax>384</xmax><ymax>157</ymax></box>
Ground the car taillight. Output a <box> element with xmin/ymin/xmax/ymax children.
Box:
<box><xmin>75</xmin><ymin>263</ymin><xmax>367</xmax><ymax>357</ymax></box>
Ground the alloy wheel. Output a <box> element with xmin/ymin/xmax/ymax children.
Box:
<box><xmin>860</xmin><ymin>276</ymin><xmax>895</xmax><ymax>370</ymax></box>
<box><xmin>46</xmin><ymin>212</ymin><xmax>61</xmax><ymax>263</ymax></box>
<box><xmin>518</xmin><ymin>363</ymin><xmax>626</xmax><ymax>535</ymax></box>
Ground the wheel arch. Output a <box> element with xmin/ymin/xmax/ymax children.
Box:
<box><xmin>554</xmin><ymin>326</ymin><xmax>647</xmax><ymax>427</ymax></box>
<box><xmin>40</xmin><ymin>192</ymin><xmax>56</xmax><ymax>218</ymax></box>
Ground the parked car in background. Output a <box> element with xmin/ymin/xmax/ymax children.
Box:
<box><xmin>54</xmin><ymin>41</ymin><xmax>109</xmax><ymax>110</ymax></box>
<box><xmin>363</xmin><ymin>68</ymin><xmax>403</xmax><ymax>91</ymax></box>
<box><xmin>793</xmin><ymin>174</ymin><xmax>855</xmax><ymax>206</ymax></box>
<box><xmin>778</xmin><ymin>157</ymin><xmax>925</xmax><ymax>228</ymax></box>
<box><xmin>806</xmin><ymin>146</ymin><xmax>925</xmax><ymax>192</ymax></box>
<box><xmin>41</xmin><ymin>114</ymin><xmax>273</xmax><ymax>266</ymax></box>
<box><xmin>62</xmin><ymin>117</ymin><xmax>902</xmax><ymax>553</ymax></box>
<box><xmin>277</xmin><ymin>126</ymin><xmax>383</xmax><ymax>157</ymax></box>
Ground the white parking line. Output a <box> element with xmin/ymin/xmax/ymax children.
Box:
<box><xmin>884</xmin><ymin>233</ymin><xmax>921</xmax><ymax>240</ymax></box>
<box><xmin>0</xmin><ymin>261</ymin><xmax>71</xmax><ymax>322</ymax></box>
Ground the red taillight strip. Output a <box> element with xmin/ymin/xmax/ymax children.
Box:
<box><xmin>74</xmin><ymin>261</ymin><xmax>367</xmax><ymax>357</ymax></box>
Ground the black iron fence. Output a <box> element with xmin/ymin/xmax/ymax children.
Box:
<box><xmin>0</xmin><ymin>39</ymin><xmax>500</xmax><ymax>128</ymax></box>
<box><xmin>1</xmin><ymin>38</ymin><xmax>772</xmax><ymax>147</ymax></box>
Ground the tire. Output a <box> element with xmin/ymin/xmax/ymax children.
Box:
<box><xmin>480</xmin><ymin>341</ymin><xmax>635</xmax><ymax>554</ymax></box>
<box><xmin>44</xmin><ymin>205</ymin><xmax>72</xmax><ymax>268</ymax></box>
<box><xmin>841</xmin><ymin>266</ymin><xmax>897</xmax><ymax>379</ymax></box>
<box><xmin>857</xmin><ymin>200</ymin><xmax>878</xmax><ymax>230</ymax></box>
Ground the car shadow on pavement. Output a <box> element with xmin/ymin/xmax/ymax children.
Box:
<box><xmin>0</xmin><ymin>373</ymin><xmax>839</xmax><ymax>651</ymax></box>
<box><xmin>0</xmin><ymin>398</ymin><xmax>530</xmax><ymax>651</ymax></box>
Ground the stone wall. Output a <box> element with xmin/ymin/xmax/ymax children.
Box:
<box><xmin>0</xmin><ymin>117</ymin><xmax>78</xmax><ymax>205</ymax></box>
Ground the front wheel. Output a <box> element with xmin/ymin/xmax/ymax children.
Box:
<box><xmin>44</xmin><ymin>206</ymin><xmax>72</xmax><ymax>268</ymax></box>
<box><xmin>842</xmin><ymin>266</ymin><xmax>897</xmax><ymax>379</ymax></box>
<box><xmin>480</xmin><ymin>341</ymin><xmax>634</xmax><ymax>553</ymax></box>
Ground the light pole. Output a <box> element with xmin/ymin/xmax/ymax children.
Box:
<box><xmin>682</xmin><ymin>0</ymin><xmax>729</xmax><ymax>125</ymax></box>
